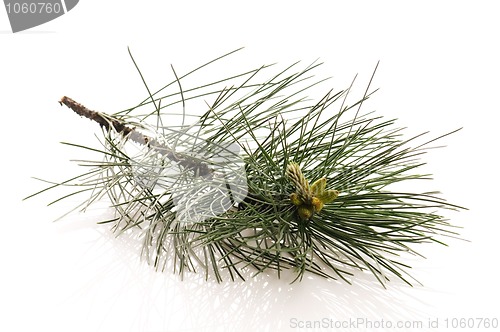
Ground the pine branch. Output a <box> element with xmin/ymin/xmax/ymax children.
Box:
<box><xmin>25</xmin><ymin>50</ymin><xmax>465</xmax><ymax>286</ymax></box>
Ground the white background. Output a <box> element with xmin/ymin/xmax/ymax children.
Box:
<box><xmin>1</xmin><ymin>1</ymin><xmax>499</xmax><ymax>331</ymax></box>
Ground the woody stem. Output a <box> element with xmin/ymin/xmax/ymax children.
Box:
<box><xmin>59</xmin><ymin>96</ymin><xmax>212</xmax><ymax>177</ymax></box>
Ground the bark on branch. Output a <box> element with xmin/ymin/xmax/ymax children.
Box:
<box><xmin>59</xmin><ymin>96</ymin><xmax>212</xmax><ymax>177</ymax></box>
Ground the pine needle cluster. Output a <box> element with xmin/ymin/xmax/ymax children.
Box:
<box><xmin>25</xmin><ymin>49</ymin><xmax>463</xmax><ymax>286</ymax></box>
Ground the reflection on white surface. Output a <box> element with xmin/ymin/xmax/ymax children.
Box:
<box><xmin>10</xmin><ymin>207</ymin><xmax>459</xmax><ymax>332</ymax></box>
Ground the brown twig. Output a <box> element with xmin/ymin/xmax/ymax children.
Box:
<box><xmin>60</xmin><ymin>96</ymin><xmax>135</xmax><ymax>137</ymax></box>
<box><xmin>59</xmin><ymin>96</ymin><xmax>212</xmax><ymax>177</ymax></box>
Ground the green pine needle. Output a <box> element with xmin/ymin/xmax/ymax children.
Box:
<box><xmin>24</xmin><ymin>49</ymin><xmax>464</xmax><ymax>287</ymax></box>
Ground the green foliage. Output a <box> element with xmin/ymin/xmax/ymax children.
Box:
<box><xmin>25</xmin><ymin>49</ymin><xmax>463</xmax><ymax>286</ymax></box>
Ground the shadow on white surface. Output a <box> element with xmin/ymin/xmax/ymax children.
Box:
<box><xmin>44</xmin><ymin>207</ymin><xmax>436</xmax><ymax>332</ymax></box>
